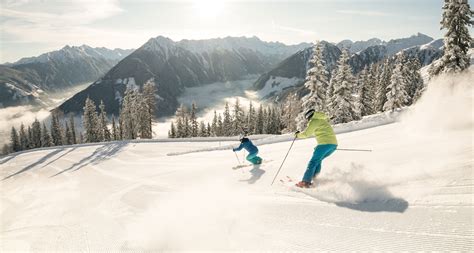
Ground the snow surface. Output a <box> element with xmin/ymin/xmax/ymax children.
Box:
<box><xmin>254</xmin><ymin>76</ymin><xmax>302</xmax><ymax>98</ymax></box>
<box><xmin>0</xmin><ymin>73</ymin><xmax>473</xmax><ymax>251</ymax></box>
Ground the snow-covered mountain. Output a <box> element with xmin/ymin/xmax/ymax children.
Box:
<box><xmin>0</xmin><ymin>46</ymin><xmax>134</xmax><ymax>108</ymax></box>
<box><xmin>12</xmin><ymin>45</ymin><xmax>133</xmax><ymax>65</ymax></box>
<box><xmin>254</xmin><ymin>33</ymin><xmax>442</xmax><ymax>100</ymax></box>
<box><xmin>1</xmin><ymin>73</ymin><xmax>472</xmax><ymax>251</ymax></box>
<box><xmin>56</xmin><ymin>36</ymin><xmax>310</xmax><ymax>118</ymax></box>
<box><xmin>337</xmin><ymin>38</ymin><xmax>384</xmax><ymax>53</ymax></box>
<box><xmin>336</xmin><ymin>33</ymin><xmax>434</xmax><ymax>55</ymax></box>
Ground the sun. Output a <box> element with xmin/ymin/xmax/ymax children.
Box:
<box><xmin>192</xmin><ymin>0</ymin><xmax>225</xmax><ymax>19</ymax></box>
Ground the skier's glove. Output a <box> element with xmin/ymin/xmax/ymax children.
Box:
<box><xmin>294</xmin><ymin>131</ymin><xmax>300</xmax><ymax>137</ymax></box>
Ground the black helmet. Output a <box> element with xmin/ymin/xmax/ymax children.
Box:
<box><xmin>304</xmin><ymin>109</ymin><xmax>315</xmax><ymax>120</ymax></box>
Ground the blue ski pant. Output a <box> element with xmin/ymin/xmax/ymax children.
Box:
<box><xmin>246</xmin><ymin>151</ymin><xmax>262</xmax><ymax>165</ymax></box>
<box><xmin>302</xmin><ymin>144</ymin><xmax>337</xmax><ymax>182</ymax></box>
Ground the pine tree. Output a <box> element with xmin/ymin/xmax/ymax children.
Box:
<box><xmin>50</xmin><ymin>113</ymin><xmax>63</xmax><ymax>146</ymax></box>
<box><xmin>297</xmin><ymin>42</ymin><xmax>329</xmax><ymax>129</ymax></box>
<box><xmin>19</xmin><ymin>123</ymin><xmax>28</xmax><ymax>151</ymax></box>
<box><xmin>98</xmin><ymin>100</ymin><xmax>111</xmax><ymax>142</ymax></box>
<box><xmin>65</xmin><ymin>122</ymin><xmax>73</xmax><ymax>145</ymax></box>
<box><xmin>190</xmin><ymin>103</ymin><xmax>198</xmax><ymax>137</ymax></box>
<box><xmin>326</xmin><ymin>69</ymin><xmax>337</xmax><ymax>112</ymax></box>
<box><xmin>246</xmin><ymin>101</ymin><xmax>256</xmax><ymax>134</ymax></box>
<box><xmin>375</xmin><ymin>59</ymin><xmax>392</xmax><ymax>112</ymax></box>
<box><xmin>405</xmin><ymin>58</ymin><xmax>424</xmax><ymax>105</ymax></box>
<box><xmin>232</xmin><ymin>98</ymin><xmax>245</xmax><ymax>135</ymax></box>
<box><xmin>111</xmin><ymin>115</ymin><xmax>119</xmax><ymax>141</ymax></box>
<box><xmin>217</xmin><ymin>114</ymin><xmax>223</xmax><ymax>136</ymax></box>
<box><xmin>222</xmin><ymin>102</ymin><xmax>232</xmax><ymax>136</ymax></box>
<box><xmin>254</xmin><ymin>105</ymin><xmax>264</xmax><ymax>134</ymax></box>
<box><xmin>27</xmin><ymin>126</ymin><xmax>33</xmax><ymax>149</ymax></box>
<box><xmin>169</xmin><ymin>122</ymin><xmax>177</xmax><ymax>138</ymax></box>
<box><xmin>120</xmin><ymin>88</ymin><xmax>138</xmax><ymax>140</ymax></box>
<box><xmin>198</xmin><ymin>121</ymin><xmax>207</xmax><ymax>137</ymax></box>
<box><xmin>206</xmin><ymin>123</ymin><xmax>212</xmax><ymax>137</ymax></box>
<box><xmin>211</xmin><ymin>111</ymin><xmax>218</xmax><ymax>137</ymax></box>
<box><xmin>430</xmin><ymin>0</ymin><xmax>473</xmax><ymax>75</ymax></box>
<box><xmin>384</xmin><ymin>56</ymin><xmax>409</xmax><ymax>112</ymax></box>
<box><xmin>82</xmin><ymin>97</ymin><xmax>99</xmax><ymax>143</ymax></box>
<box><xmin>184</xmin><ymin>116</ymin><xmax>191</xmax><ymax>137</ymax></box>
<box><xmin>118</xmin><ymin>115</ymin><xmax>124</xmax><ymax>140</ymax></box>
<box><xmin>329</xmin><ymin>49</ymin><xmax>359</xmax><ymax>124</ymax></box>
<box><xmin>10</xmin><ymin>127</ymin><xmax>20</xmax><ymax>152</ymax></box>
<box><xmin>357</xmin><ymin>66</ymin><xmax>376</xmax><ymax>116</ymax></box>
<box><xmin>69</xmin><ymin>115</ymin><xmax>77</xmax><ymax>144</ymax></box>
<box><xmin>41</xmin><ymin>123</ymin><xmax>52</xmax><ymax>147</ymax></box>
<box><xmin>142</xmin><ymin>79</ymin><xmax>157</xmax><ymax>138</ymax></box>
<box><xmin>175</xmin><ymin>117</ymin><xmax>184</xmax><ymax>138</ymax></box>
<box><xmin>31</xmin><ymin>118</ymin><xmax>42</xmax><ymax>148</ymax></box>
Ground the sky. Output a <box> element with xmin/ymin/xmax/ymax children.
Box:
<box><xmin>0</xmin><ymin>0</ymin><xmax>445</xmax><ymax>63</ymax></box>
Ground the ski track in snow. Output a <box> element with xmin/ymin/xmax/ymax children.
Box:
<box><xmin>0</xmin><ymin>73</ymin><xmax>473</xmax><ymax>251</ymax></box>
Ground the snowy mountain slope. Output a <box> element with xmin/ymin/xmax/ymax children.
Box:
<box><xmin>0</xmin><ymin>73</ymin><xmax>472</xmax><ymax>251</ymax></box>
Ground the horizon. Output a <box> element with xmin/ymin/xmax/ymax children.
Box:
<box><xmin>1</xmin><ymin>0</ymin><xmax>444</xmax><ymax>63</ymax></box>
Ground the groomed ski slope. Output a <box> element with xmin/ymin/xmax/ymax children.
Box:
<box><xmin>0</xmin><ymin>74</ymin><xmax>473</xmax><ymax>251</ymax></box>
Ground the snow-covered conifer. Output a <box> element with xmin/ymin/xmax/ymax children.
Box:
<box><xmin>19</xmin><ymin>123</ymin><xmax>28</xmax><ymax>151</ymax></box>
<box><xmin>211</xmin><ymin>111</ymin><xmax>218</xmax><ymax>137</ymax></box>
<box><xmin>41</xmin><ymin>123</ymin><xmax>52</xmax><ymax>147</ymax></box>
<box><xmin>50</xmin><ymin>113</ymin><xmax>63</xmax><ymax>146</ymax></box>
<box><xmin>198</xmin><ymin>121</ymin><xmax>207</xmax><ymax>137</ymax></box>
<box><xmin>357</xmin><ymin>66</ymin><xmax>376</xmax><ymax>116</ymax></box>
<box><xmin>246</xmin><ymin>101</ymin><xmax>256</xmax><ymax>134</ymax></box>
<box><xmin>69</xmin><ymin>115</ymin><xmax>77</xmax><ymax>144</ymax></box>
<box><xmin>190</xmin><ymin>103</ymin><xmax>198</xmax><ymax>137</ymax></box>
<box><xmin>329</xmin><ymin>49</ymin><xmax>359</xmax><ymax>123</ymax></box>
<box><xmin>430</xmin><ymin>0</ymin><xmax>472</xmax><ymax>75</ymax></box>
<box><xmin>223</xmin><ymin>102</ymin><xmax>232</xmax><ymax>136</ymax></box>
<box><xmin>375</xmin><ymin>59</ymin><xmax>392</xmax><ymax>112</ymax></box>
<box><xmin>82</xmin><ymin>97</ymin><xmax>99</xmax><ymax>143</ymax></box>
<box><xmin>31</xmin><ymin>118</ymin><xmax>42</xmax><ymax>148</ymax></box>
<box><xmin>10</xmin><ymin>127</ymin><xmax>20</xmax><ymax>152</ymax></box>
<box><xmin>232</xmin><ymin>98</ymin><xmax>245</xmax><ymax>135</ymax></box>
<box><xmin>296</xmin><ymin>42</ymin><xmax>329</xmax><ymax>129</ymax></box>
<box><xmin>254</xmin><ymin>105</ymin><xmax>264</xmax><ymax>134</ymax></box>
<box><xmin>98</xmin><ymin>100</ymin><xmax>111</xmax><ymax>142</ymax></box>
<box><xmin>384</xmin><ymin>55</ymin><xmax>409</xmax><ymax>112</ymax></box>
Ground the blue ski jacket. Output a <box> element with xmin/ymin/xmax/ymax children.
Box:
<box><xmin>233</xmin><ymin>138</ymin><xmax>258</xmax><ymax>154</ymax></box>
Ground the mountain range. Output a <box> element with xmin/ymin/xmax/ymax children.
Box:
<box><xmin>0</xmin><ymin>45</ymin><xmax>134</xmax><ymax>108</ymax></box>
<box><xmin>0</xmin><ymin>33</ymin><xmax>444</xmax><ymax>119</ymax></box>
<box><xmin>57</xmin><ymin>36</ymin><xmax>310</xmax><ymax>117</ymax></box>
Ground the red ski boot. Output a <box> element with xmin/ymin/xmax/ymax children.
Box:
<box><xmin>295</xmin><ymin>181</ymin><xmax>312</xmax><ymax>188</ymax></box>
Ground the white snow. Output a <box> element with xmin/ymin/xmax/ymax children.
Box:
<box><xmin>0</xmin><ymin>73</ymin><xmax>473</xmax><ymax>251</ymax></box>
<box><xmin>255</xmin><ymin>76</ymin><xmax>302</xmax><ymax>98</ymax></box>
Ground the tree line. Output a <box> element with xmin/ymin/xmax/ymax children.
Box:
<box><xmin>168</xmin><ymin>98</ymin><xmax>283</xmax><ymax>138</ymax></box>
<box><xmin>289</xmin><ymin>43</ymin><xmax>426</xmax><ymax>130</ymax></box>
<box><xmin>2</xmin><ymin>80</ymin><xmax>156</xmax><ymax>155</ymax></box>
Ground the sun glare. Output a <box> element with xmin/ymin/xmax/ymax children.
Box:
<box><xmin>192</xmin><ymin>0</ymin><xmax>225</xmax><ymax>18</ymax></box>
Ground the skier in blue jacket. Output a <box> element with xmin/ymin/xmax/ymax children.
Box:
<box><xmin>232</xmin><ymin>136</ymin><xmax>263</xmax><ymax>165</ymax></box>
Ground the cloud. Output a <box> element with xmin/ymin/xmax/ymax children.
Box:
<box><xmin>337</xmin><ymin>9</ymin><xmax>392</xmax><ymax>17</ymax></box>
<box><xmin>0</xmin><ymin>105</ymin><xmax>51</xmax><ymax>146</ymax></box>
<box><xmin>0</xmin><ymin>0</ymin><xmax>123</xmax><ymax>46</ymax></box>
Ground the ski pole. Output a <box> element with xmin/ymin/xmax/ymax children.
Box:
<box><xmin>234</xmin><ymin>151</ymin><xmax>241</xmax><ymax>164</ymax></box>
<box><xmin>337</xmin><ymin>148</ymin><xmax>372</xmax><ymax>152</ymax></box>
<box><xmin>271</xmin><ymin>136</ymin><xmax>297</xmax><ymax>185</ymax></box>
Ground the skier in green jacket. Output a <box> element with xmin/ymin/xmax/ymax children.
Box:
<box><xmin>294</xmin><ymin>109</ymin><xmax>338</xmax><ymax>188</ymax></box>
